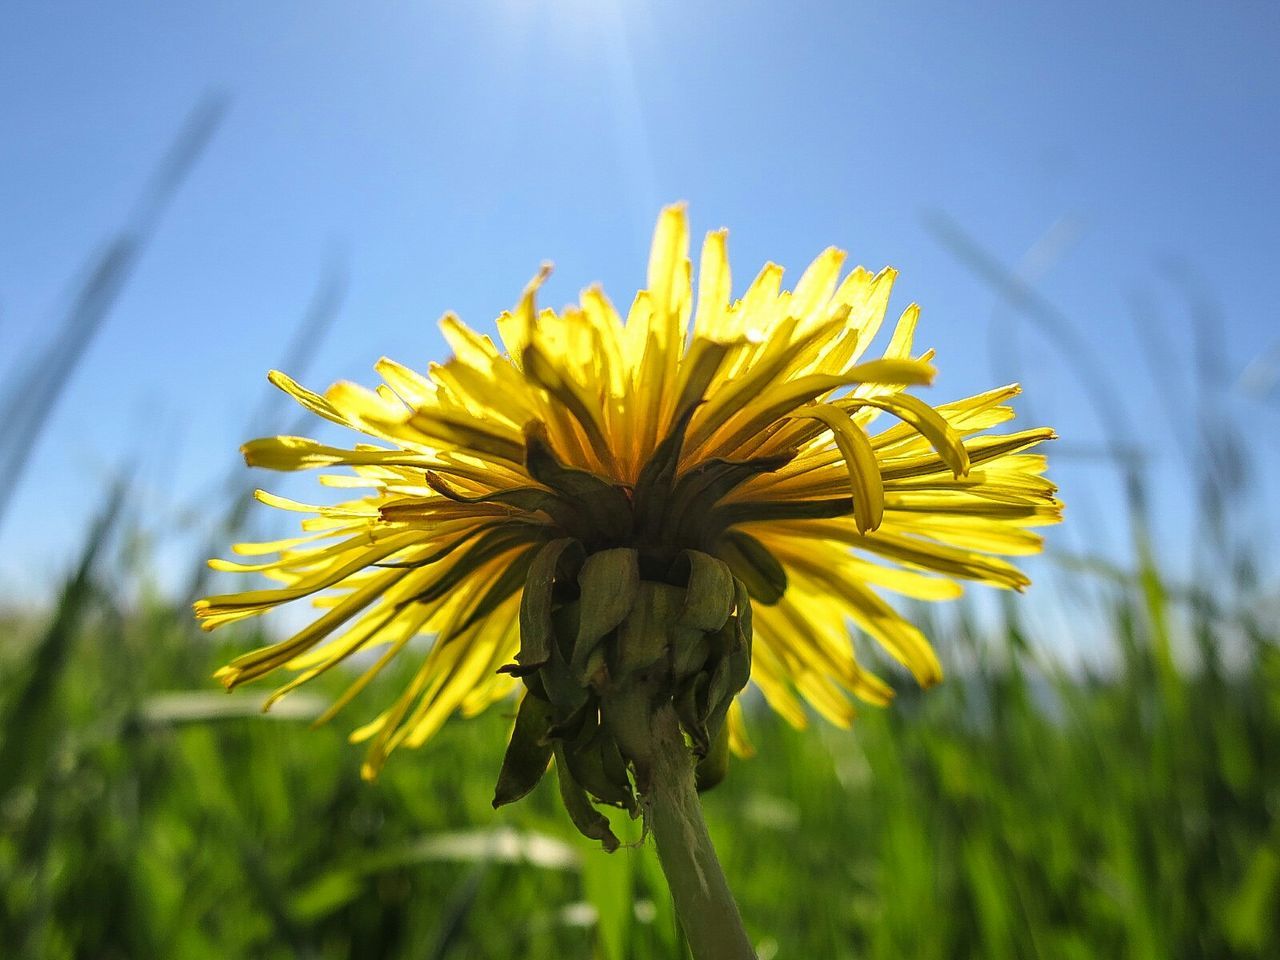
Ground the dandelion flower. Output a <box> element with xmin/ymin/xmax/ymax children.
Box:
<box><xmin>198</xmin><ymin>204</ymin><xmax>1059</xmax><ymax>825</ymax></box>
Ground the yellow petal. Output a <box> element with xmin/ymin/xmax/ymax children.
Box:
<box><xmin>267</xmin><ymin>370</ymin><xmax>349</xmax><ymax>426</ymax></box>
<box><xmin>787</xmin><ymin>404</ymin><xmax>884</xmax><ymax>533</ymax></box>
<box><xmin>790</xmin><ymin>247</ymin><xmax>846</xmax><ymax>323</ymax></box>
<box><xmin>693</xmin><ymin>228</ymin><xmax>731</xmax><ymax>338</ymax></box>
<box><xmin>854</xmin><ymin>393</ymin><xmax>971</xmax><ymax>476</ymax></box>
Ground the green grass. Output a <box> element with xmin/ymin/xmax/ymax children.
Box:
<box><xmin>1</xmin><ymin>487</ymin><xmax>1276</xmax><ymax>958</ymax></box>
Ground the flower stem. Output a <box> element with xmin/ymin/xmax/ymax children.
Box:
<box><xmin>646</xmin><ymin>704</ymin><xmax>756</xmax><ymax>960</ymax></box>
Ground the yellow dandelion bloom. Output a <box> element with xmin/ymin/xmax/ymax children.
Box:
<box><xmin>197</xmin><ymin>204</ymin><xmax>1059</xmax><ymax>801</ymax></box>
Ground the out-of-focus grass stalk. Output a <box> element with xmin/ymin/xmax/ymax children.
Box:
<box><xmin>0</xmin><ymin>95</ymin><xmax>225</xmax><ymax>531</ymax></box>
<box><xmin>181</xmin><ymin>260</ymin><xmax>347</xmax><ymax>603</ymax></box>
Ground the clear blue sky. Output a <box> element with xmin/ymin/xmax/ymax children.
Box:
<box><xmin>2</xmin><ymin>0</ymin><xmax>1277</xmax><ymax>616</ymax></box>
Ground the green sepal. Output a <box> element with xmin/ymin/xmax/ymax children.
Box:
<box><xmin>716</xmin><ymin>530</ymin><xmax>787</xmax><ymax>605</ymax></box>
<box><xmin>579</xmin><ymin>646</ymin><xmax>609</xmax><ymax>690</ymax></box>
<box><xmin>563</xmin><ymin>723</ymin><xmax>637</xmax><ymax>813</ymax></box>
<box><xmin>492</xmin><ymin>694</ymin><xmax>555</xmax><ymax>808</ymax></box>
<box><xmin>542</xmin><ymin>603</ymin><xmax>590</xmax><ymax>714</ymax></box>
<box><xmin>454</xmin><ymin>543</ymin><xmax>539</xmax><ymax>634</ymax></box>
<box><xmin>702</xmin><ymin>653</ymin><xmax>734</xmax><ymax>744</ymax></box>
<box><xmin>674</xmin><ymin>672</ymin><xmax>711</xmax><ymax>756</ymax></box>
<box><xmin>707</xmin><ymin>497</ymin><xmax>853</xmax><ymax>532</ymax></box>
<box><xmin>554</xmin><ymin>744</ymin><xmax>620</xmax><ymax>852</ymax></box>
<box><xmin>670</xmin><ymin>628</ymin><xmax>711</xmax><ymax>684</ymax></box>
<box><xmin>520</xmin><ymin>355</ymin><xmax>617</xmax><ymax>471</ymax></box>
<box><xmin>572</xmin><ymin>548</ymin><xmax>640</xmax><ymax>678</ymax></box>
<box><xmin>513</xmin><ymin>665</ymin><xmax>549</xmax><ymax>700</ymax></box>
<box><xmin>423</xmin><ymin>471</ymin><xmax>589</xmax><ymax>539</ymax></box>
<box><xmin>517</xmin><ymin>538</ymin><xmax>584</xmax><ymax>673</ymax></box>
<box><xmin>631</xmin><ymin>402</ymin><xmax>699</xmax><ymax>538</ymax></box>
<box><xmin>373</xmin><ymin>517</ymin><xmax>505</xmax><ymax>568</ymax></box>
<box><xmin>540</xmin><ymin>609</ymin><xmax>593</xmax><ymax>716</ymax></box>
<box><xmin>663</xmin><ymin>453</ymin><xmax>794</xmax><ymax>546</ymax></box>
<box><xmin>545</xmin><ymin>694</ymin><xmax>595</xmax><ymax>743</ymax></box>
<box><xmin>614</xmin><ymin>582</ymin><xmax>684</xmax><ymax>677</ymax></box>
<box><xmin>496</xmin><ymin>661</ymin><xmax>541</xmax><ymax>679</ymax></box>
<box><xmin>694</xmin><ymin>718</ymin><xmax>731</xmax><ymax>792</ymax></box>
<box><xmin>704</xmin><ymin>615</ymin><xmax>751</xmax><ymax>748</ymax></box>
<box><xmin>669</xmin><ymin>339</ymin><xmax>730</xmax><ymax>427</ymax></box>
<box><xmin>715</xmin><ymin>582</ymin><xmax>753</xmax><ymax>694</ymax></box>
<box><xmin>524</xmin><ymin>425</ymin><xmax>633</xmax><ymax>544</ymax></box>
<box><xmin>671</xmin><ymin>550</ymin><xmax>735</xmax><ymax>633</ymax></box>
<box><xmin>732</xmin><ymin>575</ymin><xmax>753</xmax><ymax>651</ymax></box>
<box><xmin>403</xmin><ymin>524</ymin><xmax>549</xmax><ymax>607</ymax></box>
<box><xmin>598</xmin><ymin>730</ymin><xmax>635</xmax><ymax>812</ymax></box>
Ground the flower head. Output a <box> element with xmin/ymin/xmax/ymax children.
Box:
<box><xmin>198</xmin><ymin>205</ymin><xmax>1058</xmax><ymax>832</ymax></box>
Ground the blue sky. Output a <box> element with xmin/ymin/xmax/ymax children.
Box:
<box><xmin>2</xmin><ymin>0</ymin><xmax>1277</xmax><ymax>618</ymax></box>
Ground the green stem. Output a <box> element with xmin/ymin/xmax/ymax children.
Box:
<box><xmin>646</xmin><ymin>704</ymin><xmax>756</xmax><ymax>960</ymax></box>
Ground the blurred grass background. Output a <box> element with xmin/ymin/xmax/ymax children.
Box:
<box><xmin>1</xmin><ymin>119</ymin><xmax>1277</xmax><ymax>958</ymax></box>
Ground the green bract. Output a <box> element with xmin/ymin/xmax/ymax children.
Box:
<box><xmin>488</xmin><ymin>416</ymin><xmax>779</xmax><ymax>847</ymax></box>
